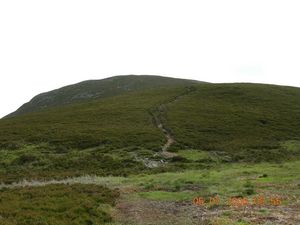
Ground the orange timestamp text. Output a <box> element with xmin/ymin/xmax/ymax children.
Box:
<box><xmin>193</xmin><ymin>195</ymin><xmax>281</xmax><ymax>207</ymax></box>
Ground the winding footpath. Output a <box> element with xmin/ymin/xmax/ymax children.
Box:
<box><xmin>149</xmin><ymin>86</ymin><xmax>196</xmax><ymax>155</ymax></box>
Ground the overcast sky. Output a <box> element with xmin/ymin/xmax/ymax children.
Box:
<box><xmin>0</xmin><ymin>0</ymin><xmax>300</xmax><ymax>118</ymax></box>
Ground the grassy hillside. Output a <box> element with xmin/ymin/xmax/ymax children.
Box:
<box><xmin>0</xmin><ymin>82</ymin><xmax>299</xmax><ymax>183</ymax></box>
<box><xmin>0</xmin><ymin>87</ymin><xmax>186</xmax><ymax>150</ymax></box>
<box><xmin>0</xmin><ymin>87</ymin><xmax>190</xmax><ymax>182</ymax></box>
<box><xmin>166</xmin><ymin>83</ymin><xmax>300</xmax><ymax>161</ymax></box>
<box><xmin>5</xmin><ymin>75</ymin><xmax>200</xmax><ymax>118</ymax></box>
<box><xmin>0</xmin><ymin>184</ymin><xmax>119</xmax><ymax>225</ymax></box>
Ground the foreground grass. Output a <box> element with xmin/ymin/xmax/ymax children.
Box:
<box><xmin>0</xmin><ymin>161</ymin><xmax>299</xmax><ymax>224</ymax></box>
<box><xmin>0</xmin><ymin>184</ymin><xmax>119</xmax><ymax>225</ymax></box>
<box><xmin>134</xmin><ymin>160</ymin><xmax>300</xmax><ymax>201</ymax></box>
<box><xmin>118</xmin><ymin>160</ymin><xmax>299</xmax><ymax>224</ymax></box>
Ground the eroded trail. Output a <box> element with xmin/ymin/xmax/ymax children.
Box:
<box><xmin>149</xmin><ymin>86</ymin><xmax>196</xmax><ymax>155</ymax></box>
<box><xmin>0</xmin><ymin>175</ymin><xmax>126</xmax><ymax>190</ymax></box>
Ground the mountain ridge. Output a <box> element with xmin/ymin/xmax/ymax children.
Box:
<box><xmin>5</xmin><ymin>75</ymin><xmax>202</xmax><ymax>118</ymax></box>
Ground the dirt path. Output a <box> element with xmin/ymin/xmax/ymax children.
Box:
<box><xmin>149</xmin><ymin>86</ymin><xmax>196</xmax><ymax>156</ymax></box>
<box><xmin>113</xmin><ymin>198</ymin><xmax>208</xmax><ymax>225</ymax></box>
<box><xmin>0</xmin><ymin>175</ymin><xmax>126</xmax><ymax>190</ymax></box>
<box><xmin>158</xmin><ymin>119</ymin><xmax>175</xmax><ymax>152</ymax></box>
<box><xmin>113</xmin><ymin>196</ymin><xmax>300</xmax><ymax>225</ymax></box>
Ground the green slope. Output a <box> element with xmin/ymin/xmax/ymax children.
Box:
<box><xmin>5</xmin><ymin>75</ymin><xmax>201</xmax><ymax>118</ymax></box>
<box><xmin>0</xmin><ymin>86</ymin><xmax>191</xmax><ymax>182</ymax></box>
<box><xmin>166</xmin><ymin>83</ymin><xmax>300</xmax><ymax>161</ymax></box>
<box><xmin>1</xmin><ymin>82</ymin><xmax>300</xmax><ymax>156</ymax></box>
<box><xmin>0</xmin><ymin>80</ymin><xmax>300</xmax><ymax>182</ymax></box>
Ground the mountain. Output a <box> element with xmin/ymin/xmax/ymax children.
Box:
<box><xmin>0</xmin><ymin>75</ymin><xmax>299</xmax><ymax>184</ymax></box>
<box><xmin>5</xmin><ymin>75</ymin><xmax>201</xmax><ymax>118</ymax></box>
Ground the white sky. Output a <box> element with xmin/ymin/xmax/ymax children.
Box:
<box><xmin>1</xmin><ymin>0</ymin><xmax>300</xmax><ymax>118</ymax></box>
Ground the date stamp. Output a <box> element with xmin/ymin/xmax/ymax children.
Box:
<box><xmin>193</xmin><ymin>195</ymin><xmax>282</xmax><ymax>207</ymax></box>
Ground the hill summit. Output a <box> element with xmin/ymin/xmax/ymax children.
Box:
<box><xmin>5</xmin><ymin>75</ymin><xmax>201</xmax><ymax>118</ymax></box>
